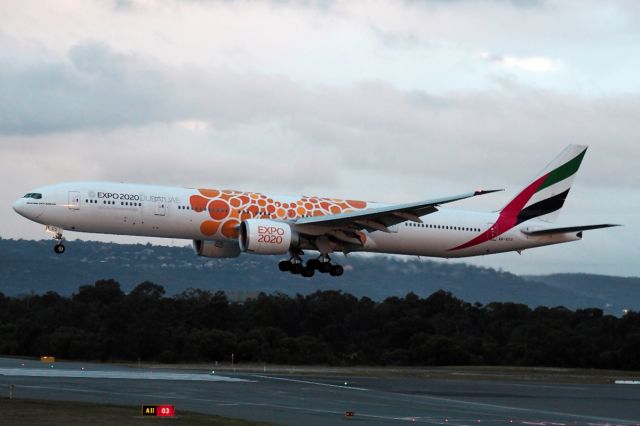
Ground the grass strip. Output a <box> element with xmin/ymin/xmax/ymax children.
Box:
<box><xmin>0</xmin><ymin>397</ymin><xmax>274</xmax><ymax>426</ymax></box>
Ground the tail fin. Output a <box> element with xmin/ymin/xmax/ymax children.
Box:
<box><xmin>501</xmin><ymin>145</ymin><xmax>587</xmax><ymax>224</ymax></box>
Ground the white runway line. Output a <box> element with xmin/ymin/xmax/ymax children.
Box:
<box><xmin>251</xmin><ymin>374</ymin><xmax>369</xmax><ymax>391</ymax></box>
<box><xmin>0</xmin><ymin>367</ymin><xmax>251</xmax><ymax>382</ymax></box>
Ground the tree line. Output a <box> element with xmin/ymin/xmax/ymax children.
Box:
<box><xmin>0</xmin><ymin>279</ymin><xmax>639</xmax><ymax>370</ymax></box>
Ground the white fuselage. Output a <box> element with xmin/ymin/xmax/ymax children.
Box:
<box><xmin>12</xmin><ymin>182</ymin><xmax>581</xmax><ymax>258</ymax></box>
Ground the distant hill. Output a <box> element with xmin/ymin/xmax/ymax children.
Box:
<box><xmin>1</xmin><ymin>238</ymin><xmax>638</xmax><ymax>315</ymax></box>
<box><xmin>524</xmin><ymin>273</ymin><xmax>640</xmax><ymax>314</ymax></box>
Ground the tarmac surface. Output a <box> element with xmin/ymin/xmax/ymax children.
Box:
<box><xmin>1</xmin><ymin>357</ymin><xmax>639</xmax><ymax>425</ymax></box>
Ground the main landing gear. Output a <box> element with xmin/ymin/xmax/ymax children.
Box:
<box><xmin>278</xmin><ymin>254</ymin><xmax>344</xmax><ymax>278</ymax></box>
<box><xmin>45</xmin><ymin>225</ymin><xmax>65</xmax><ymax>255</ymax></box>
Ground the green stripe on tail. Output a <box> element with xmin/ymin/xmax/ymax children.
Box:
<box><xmin>537</xmin><ymin>148</ymin><xmax>586</xmax><ymax>193</ymax></box>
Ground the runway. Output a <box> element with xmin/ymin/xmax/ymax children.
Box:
<box><xmin>1</xmin><ymin>357</ymin><xmax>639</xmax><ymax>425</ymax></box>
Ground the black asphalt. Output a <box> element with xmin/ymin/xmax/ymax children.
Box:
<box><xmin>1</xmin><ymin>357</ymin><xmax>639</xmax><ymax>425</ymax></box>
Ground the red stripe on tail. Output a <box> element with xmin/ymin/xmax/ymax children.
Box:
<box><xmin>449</xmin><ymin>173</ymin><xmax>548</xmax><ymax>251</ymax></box>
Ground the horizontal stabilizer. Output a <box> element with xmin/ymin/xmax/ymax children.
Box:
<box><xmin>522</xmin><ymin>224</ymin><xmax>620</xmax><ymax>236</ymax></box>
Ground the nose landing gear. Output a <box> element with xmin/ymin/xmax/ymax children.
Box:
<box><xmin>45</xmin><ymin>225</ymin><xmax>65</xmax><ymax>255</ymax></box>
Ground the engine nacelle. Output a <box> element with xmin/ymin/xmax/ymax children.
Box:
<box><xmin>239</xmin><ymin>219</ymin><xmax>299</xmax><ymax>255</ymax></box>
<box><xmin>192</xmin><ymin>240</ymin><xmax>241</xmax><ymax>258</ymax></box>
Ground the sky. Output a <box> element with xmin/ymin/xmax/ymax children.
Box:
<box><xmin>1</xmin><ymin>0</ymin><xmax>638</xmax><ymax>276</ymax></box>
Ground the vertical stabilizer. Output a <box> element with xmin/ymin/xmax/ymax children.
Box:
<box><xmin>500</xmin><ymin>145</ymin><xmax>587</xmax><ymax>224</ymax></box>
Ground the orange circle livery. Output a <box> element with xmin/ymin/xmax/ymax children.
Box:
<box><xmin>191</xmin><ymin>189</ymin><xmax>370</xmax><ymax>239</ymax></box>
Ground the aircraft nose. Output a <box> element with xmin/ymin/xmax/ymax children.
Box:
<box><xmin>13</xmin><ymin>199</ymin><xmax>25</xmax><ymax>216</ymax></box>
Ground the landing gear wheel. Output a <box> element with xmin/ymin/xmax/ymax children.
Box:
<box><xmin>278</xmin><ymin>260</ymin><xmax>291</xmax><ymax>272</ymax></box>
<box><xmin>290</xmin><ymin>263</ymin><xmax>303</xmax><ymax>275</ymax></box>
<box><xmin>300</xmin><ymin>267</ymin><xmax>315</xmax><ymax>278</ymax></box>
<box><xmin>329</xmin><ymin>264</ymin><xmax>344</xmax><ymax>277</ymax></box>
<box><xmin>54</xmin><ymin>244</ymin><xmax>65</xmax><ymax>254</ymax></box>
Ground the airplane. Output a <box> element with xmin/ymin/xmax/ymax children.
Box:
<box><xmin>13</xmin><ymin>145</ymin><xmax>618</xmax><ymax>277</ymax></box>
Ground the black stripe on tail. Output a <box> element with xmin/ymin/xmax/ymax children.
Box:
<box><xmin>515</xmin><ymin>189</ymin><xmax>570</xmax><ymax>225</ymax></box>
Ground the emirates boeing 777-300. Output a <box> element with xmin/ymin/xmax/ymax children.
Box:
<box><xmin>13</xmin><ymin>145</ymin><xmax>617</xmax><ymax>277</ymax></box>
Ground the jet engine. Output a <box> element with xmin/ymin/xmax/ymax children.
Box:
<box><xmin>239</xmin><ymin>219</ymin><xmax>299</xmax><ymax>255</ymax></box>
<box><xmin>192</xmin><ymin>239</ymin><xmax>241</xmax><ymax>258</ymax></box>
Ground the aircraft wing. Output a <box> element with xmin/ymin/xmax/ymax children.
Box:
<box><xmin>294</xmin><ymin>189</ymin><xmax>502</xmax><ymax>234</ymax></box>
<box><xmin>521</xmin><ymin>224</ymin><xmax>621</xmax><ymax>236</ymax></box>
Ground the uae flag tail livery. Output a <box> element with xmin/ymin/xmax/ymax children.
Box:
<box><xmin>502</xmin><ymin>144</ymin><xmax>587</xmax><ymax>225</ymax></box>
<box><xmin>450</xmin><ymin>145</ymin><xmax>617</xmax><ymax>253</ymax></box>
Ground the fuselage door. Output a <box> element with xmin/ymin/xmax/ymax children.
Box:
<box><xmin>68</xmin><ymin>191</ymin><xmax>81</xmax><ymax>210</ymax></box>
<box><xmin>155</xmin><ymin>201</ymin><xmax>166</xmax><ymax>216</ymax></box>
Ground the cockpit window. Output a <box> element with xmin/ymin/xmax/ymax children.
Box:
<box><xmin>23</xmin><ymin>193</ymin><xmax>42</xmax><ymax>199</ymax></box>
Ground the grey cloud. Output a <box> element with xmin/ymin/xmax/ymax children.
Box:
<box><xmin>2</xmin><ymin>41</ymin><xmax>639</xmax><ymax>192</ymax></box>
<box><xmin>113</xmin><ymin>0</ymin><xmax>134</xmax><ymax>10</ymax></box>
<box><xmin>480</xmin><ymin>52</ymin><xmax>505</xmax><ymax>64</ymax></box>
<box><xmin>371</xmin><ymin>27</ymin><xmax>429</xmax><ymax>50</ymax></box>
<box><xmin>0</xmin><ymin>42</ymin><xmax>175</xmax><ymax>134</ymax></box>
